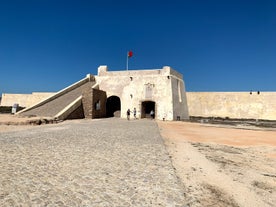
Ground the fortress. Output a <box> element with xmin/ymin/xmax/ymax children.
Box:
<box><xmin>1</xmin><ymin>66</ymin><xmax>189</xmax><ymax>121</ymax></box>
<box><xmin>1</xmin><ymin>65</ymin><xmax>276</xmax><ymax>121</ymax></box>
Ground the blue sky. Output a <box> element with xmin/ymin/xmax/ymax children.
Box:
<box><xmin>0</xmin><ymin>0</ymin><xmax>275</xmax><ymax>95</ymax></box>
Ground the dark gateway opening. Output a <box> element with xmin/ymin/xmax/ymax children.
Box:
<box><xmin>141</xmin><ymin>101</ymin><xmax>155</xmax><ymax>118</ymax></box>
<box><xmin>106</xmin><ymin>96</ymin><xmax>121</xmax><ymax>117</ymax></box>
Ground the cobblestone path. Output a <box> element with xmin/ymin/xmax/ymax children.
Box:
<box><xmin>0</xmin><ymin>119</ymin><xmax>186</xmax><ymax>206</ymax></box>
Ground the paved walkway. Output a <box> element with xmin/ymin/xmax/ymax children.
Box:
<box><xmin>0</xmin><ymin>118</ymin><xmax>186</xmax><ymax>206</ymax></box>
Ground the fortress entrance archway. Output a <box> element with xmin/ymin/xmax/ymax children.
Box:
<box><xmin>106</xmin><ymin>96</ymin><xmax>121</xmax><ymax>117</ymax></box>
<box><xmin>141</xmin><ymin>101</ymin><xmax>155</xmax><ymax>118</ymax></box>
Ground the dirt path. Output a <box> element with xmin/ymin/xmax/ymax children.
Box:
<box><xmin>158</xmin><ymin>121</ymin><xmax>276</xmax><ymax>207</ymax></box>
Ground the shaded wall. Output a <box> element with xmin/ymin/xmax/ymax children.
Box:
<box><xmin>82</xmin><ymin>87</ymin><xmax>107</xmax><ymax>119</ymax></box>
<box><xmin>92</xmin><ymin>89</ymin><xmax>107</xmax><ymax>119</ymax></box>
<box><xmin>66</xmin><ymin>104</ymin><xmax>85</xmax><ymax>119</ymax></box>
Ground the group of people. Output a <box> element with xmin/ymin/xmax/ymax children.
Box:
<box><xmin>126</xmin><ymin>108</ymin><xmax>137</xmax><ymax>120</ymax></box>
<box><xmin>126</xmin><ymin>108</ymin><xmax>155</xmax><ymax>120</ymax></box>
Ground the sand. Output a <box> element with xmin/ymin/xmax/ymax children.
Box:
<box><xmin>0</xmin><ymin>114</ymin><xmax>55</xmax><ymax>132</ymax></box>
<box><xmin>158</xmin><ymin>121</ymin><xmax>276</xmax><ymax>207</ymax></box>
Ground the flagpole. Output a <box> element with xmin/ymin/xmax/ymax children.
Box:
<box><xmin>126</xmin><ymin>52</ymin><xmax>128</xmax><ymax>71</ymax></box>
<box><xmin>126</xmin><ymin>51</ymin><xmax>132</xmax><ymax>70</ymax></box>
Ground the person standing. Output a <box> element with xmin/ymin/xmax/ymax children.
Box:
<box><xmin>133</xmin><ymin>107</ymin><xmax>137</xmax><ymax>119</ymax></box>
<box><xmin>150</xmin><ymin>110</ymin><xmax>154</xmax><ymax>119</ymax></box>
<box><xmin>127</xmin><ymin>109</ymin><xmax>130</xmax><ymax>120</ymax></box>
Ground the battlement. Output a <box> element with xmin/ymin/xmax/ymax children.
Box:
<box><xmin>97</xmin><ymin>65</ymin><xmax>182</xmax><ymax>79</ymax></box>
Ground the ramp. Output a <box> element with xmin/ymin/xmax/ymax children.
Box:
<box><xmin>19</xmin><ymin>75</ymin><xmax>96</xmax><ymax>119</ymax></box>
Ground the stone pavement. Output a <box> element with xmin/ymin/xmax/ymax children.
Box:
<box><xmin>0</xmin><ymin>118</ymin><xmax>187</xmax><ymax>206</ymax></box>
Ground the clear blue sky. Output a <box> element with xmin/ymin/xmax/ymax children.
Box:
<box><xmin>0</xmin><ymin>0</ymin><xmax>275</xmax><ymax>95</ymax></box>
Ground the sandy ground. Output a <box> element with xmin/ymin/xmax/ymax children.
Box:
<box><xmin>0</xmin><ymin>114</ymin><xmax>54</xmax><ymax>132</ymax></box>
<box><xmin>0</xmin><ymin>114</ymin><xmax>37</xmax><ymax>123</ymax></box>
<box><xmin>1</xmin><ymin>114</ymin><xmax>275</xmax><ymax>206</ymax></box>
<box><xmin>158</xmin><ymin>121</ymin><xmax>276</xmax><ymax>207</ymax></box>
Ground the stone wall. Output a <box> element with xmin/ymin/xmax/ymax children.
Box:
<box><xmin>186</xmin><ymin>92</ymin><xmax>276</xmax><ymax>120</ymax></box>
<box><xmin>82</xmin><ymin>85</ymin><xmax>93</xmax><ymax>119</ymax></box>
<box><xmin>171</xmin><ymin>75</ymin><xmax>189</xmax><ymax>120</ymax></box>
<box><xmin>82</xmin><ymin>87</ymin><xmax>107</xmax><ymax>119</ymax></box>
<box><xmin>96</xmin><ymin>66</ymin><xmax>189</xmax><ymax>121</ymax></box>
<box><xmin>0</xmin><ymin>93</ymin><xmax>55</xmax><ymax>108</ymax></box>
<box><xmin>91</xmin><ymin>89</ymin><xmax>107</xmax><ymax>119</ymax></box>
<box><xmin>66</xmin><ymin>104</ymin><xmax>85</xmax><ymax>119</ymax></box>
<box><xmin>18</xmin><ymin>75</ymin><xmax>96</xmax><ymax>118</ymax></box>
<box><xmin>4</xmin><ymin>67</ymin><xmax>275</xmax><ymax>121</ymax></box>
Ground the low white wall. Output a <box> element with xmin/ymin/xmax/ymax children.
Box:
<box><xmin>2</xmin><ymin>90</ymin><xmax>276</xmax><ymax>121</ymax></box>
<box><xmin>1</xmin><ymin>92</ymin><xmax>55</xmax><ymax>108</ymax></box>
<box><xmin>186</xmin><ymin>92</ymin><xmax>276</xmax><ymax>120</ymax></box>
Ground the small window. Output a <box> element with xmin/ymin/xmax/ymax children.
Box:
<box><xmin>95</xmin><ymin>100</ymin><xmax>101</xmax><ymax>110</ymax></box>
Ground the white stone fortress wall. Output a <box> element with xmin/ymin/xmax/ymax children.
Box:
<box><xmin>186</xmin><ymin>92</ymin><xmax>276</xmax><ymax>120</ymax></box>
<box><xmin>0</xmin><ymin>93</ymin><xmax>55</xmax><ymax>108</ymax></box>
<box><xmin>2</xmin><ymin>66</ymin><xmax>275</xmax><ymax>121</ymax></box>
<box><xmin>95</xmin><ymin>66</ymin><xmax>189</xmax><ymax>121</ymax></box>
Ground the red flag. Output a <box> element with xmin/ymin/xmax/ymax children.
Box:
<box><xmin>128</xmin><ymin>51</ymin><xmax>133</xmax><ymax>58</ymax></box>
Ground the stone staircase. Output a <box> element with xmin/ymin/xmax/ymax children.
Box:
<box><xmin>19</xmin><ymin>75</ymin><xmax>96</xmax><ymax>119</ymax></box>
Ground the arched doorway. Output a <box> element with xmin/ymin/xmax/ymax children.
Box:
<box><xmin>141</xmin><ymin>101</ymin><xmax>155</xmax><ymax>118</ymax></box>
<box><xmin>106</xmin><ymin>96</ymin><xmax>121</xmax><ymax>117</ymax></box>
